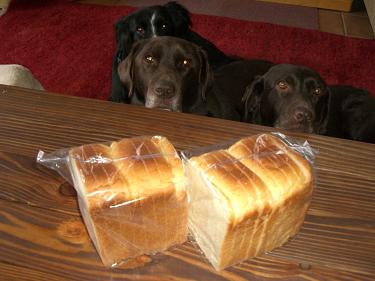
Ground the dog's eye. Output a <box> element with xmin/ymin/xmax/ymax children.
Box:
<box><xmin>136</xmin><ymin>26</ymin><xmax>145</xmax><ymax>34</ymax></box>
<box><xmin>313</xmin><ymin>88</ymin><xmax>323</xmax><ymax>96</ymax></box>
<box><xmin>144</xmin><ymin>55</ymin><xmax>155</xmax><ymax>64</ymax></box>
<box><xmin>182</xmin><ymin>59</ymin><xmax>191</xmax><ymax>67</ymax></box>
<box><xmin>161</xmin><ymin>24</ymin><xmax>167</xmax><ymax>30</ymax></box>
<box><xmin>277</xmin><ymin>80</ymin><xmax>288</xmax><ymax>90</ymax></box>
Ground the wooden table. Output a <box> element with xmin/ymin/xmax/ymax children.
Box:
<box><xmin>0</xmin><ymin>85</ymin><xmax>374</xmax><ymax>280</ymax></box>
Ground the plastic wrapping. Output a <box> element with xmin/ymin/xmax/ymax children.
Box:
<box><xmin>181</xmin><ymin>132</ymin><xmax>316</xmax><ymax>271</ymax></box>
<box><xmin>37</xmin><ymin>135</ymin><xmax>188</xmax><ymax>267</ymax></box>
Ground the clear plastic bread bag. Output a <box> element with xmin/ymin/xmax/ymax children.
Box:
<box><xmin>36</xmin><ymin>135</ymin><xmax>188</xmax><ymax>268</ymax></box>
<box><xmin>180</xmin><ymin>132</ymin><xmax>316</xmax><ymax>271</ymax></box>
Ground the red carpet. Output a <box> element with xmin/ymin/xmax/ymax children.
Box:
<box><xmin>1</xmin><ymin>0</ymin><xmax>374</xmax><ymax>99</ymax></box>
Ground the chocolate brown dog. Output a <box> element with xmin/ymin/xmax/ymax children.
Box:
<box><xmin>111</xmin><ymin>1</ymin><xmax>233</xmax><ymax>103</ymax></box>
<box><xmin>242</xmin><ymin>64</ymin><xmax>375</xmax><ymax>142</ymax></box>
<box><xmin>242</xmin><ymin>64</ymin><xmax>330</xmax><ymax>134</ymax></box>
<box><xmin>117</xmin><ymin>36</ymin><xmax>232</xmax><ymax>118</ymax></box>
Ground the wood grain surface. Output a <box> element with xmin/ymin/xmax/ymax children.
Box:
<box><xmin>0</xmin><ymin>85</ymin><xmax>374</xmax><ymax>280</ymax></box>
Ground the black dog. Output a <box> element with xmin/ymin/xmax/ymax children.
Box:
<box><xmin>242</xmin><ymin>64</ymin><xmax>330</xmax><ymax>134</ymax></box>
<box><xmin>111</xmin><ymin>1</ymin><xmax>233</xmax><ymax>102</ymax></box>
<box><xmin>117</xmin><ymin>36</ymin><xmax>233</xmax><ymax>119</ymax></box>
<box><xmin>326</xmin><ymin>85</ymin><xmax>375</xmax><ymax>143</ymax></box>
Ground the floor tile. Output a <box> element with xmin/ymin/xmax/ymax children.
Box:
<box><xmin>342</xmin><ymin>12</ymin><xmax>375</xmax><ymax>38</ymax></box>
<box><xmin>319</xmin><ymin>9</ymin><xmax>345</xmax><ymax>35</ymax></box>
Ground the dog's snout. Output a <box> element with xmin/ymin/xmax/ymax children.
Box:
<box><xmin>154</xmin><ymin>83</ymin><xmax>175</xmax><ymax>98</ymax></box>
<box><xmin>293</xmin><ymin>107</ymin><xmax>313</xmax><ymax>122</ymax></box>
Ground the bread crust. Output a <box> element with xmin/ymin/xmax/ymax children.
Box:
<box><xmin>188</xmin><ymin>133</ymin><xmax>313</xmax><ymax>270</ymax></box>
<box><xmin>68</xmin><ymin>136</ymin><xmax>188</xmax><ymax>267</ymax></box>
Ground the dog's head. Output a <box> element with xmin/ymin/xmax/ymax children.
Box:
<box><xmin>117</xmin><ymin>36</ymin><xmax>212</xmax><ymax>112</ymax></box>
<box><xmin>243</xmin><ymin>64</ymin><xmax>330</xmax><ymax>134</ymax></box>
<box><xmin>115</xmin><ymin>1</ymin><xmax>191</xmax><ymax>59</ymax></box>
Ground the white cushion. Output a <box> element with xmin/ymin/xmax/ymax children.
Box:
<box><xmin>0</xmin><ymin>64</ymin><xmax>44</xmax><ymax>90</ymax></box>
<box><xmin>0</xmin><ymin>1</ymin><xmax>10</xmax><ymax>16</ymax></box>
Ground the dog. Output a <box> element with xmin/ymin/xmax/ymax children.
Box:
<box><xmin>111</xmin><ymin>1</ymin><xmax>233</xmax><ymax>102</ymax></box>
<box><xmin>242</xmin><ymin>64</ymin><xmax>375</xmax><ymax>142</ymax></box>
<box><xmin>326</xmin><ymin>85</ymin><xmax>375</xmax><ymax>143</ymax></box>
<box><xmin>242</xmin><ymin>64</ymin><xmax>330</xmax><ymax>134</ymax></box>
<box><xmin>212</xmin><ymin>59</ymin><xmax>274</xmax><ymax>121</ymax></box>
<box><xmin>117</xmin><ymin>36</ymin><xmax>233</xmax><ymax>119</ymax></box>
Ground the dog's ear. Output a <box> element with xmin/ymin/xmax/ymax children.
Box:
<box><xmin>242</xmin><ymin>76</ymin><xmax>264</xmax><ymax>123</ymax></box>
<box><xmin>115</xmin><ymin>16</ymin><xmax>134</xmax><ymax>58</ymax></box>
<box><xmin>117</xmin><ymin>40</ymin><xmax>143</xmax><ymax>98</ymax></box>
<box><xmin>197</xmin><ymin>48</ymin><xmax>213</xmax><ymax>101</ymax></box>
<box><xmin>315</xmin><ymin>88</ymin><xmax>331</xmax><ymax>134</ymax></box>
<box><xmin>164</xmin><ymin>1</ymin><xmax>192</xmax><ymax>34</ymax></box>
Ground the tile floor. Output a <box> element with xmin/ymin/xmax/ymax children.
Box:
<box><xmin>1</xmin><ymin>0</ymin><xmax>374</xmax><ymax>39</ymax></box>
<box><xmin>73</xmin><ymin>0</ymin><xmax>374</xmax><ymax>39</ymax></box>
<box><xmin>319</xmin><ymin>9</ymin><xmax>374</xmax><ymax>38</ymax></box>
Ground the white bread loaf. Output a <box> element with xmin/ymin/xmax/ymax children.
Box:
<box><xmin>185</xmin><ymin>133</ymin><xmax>313</xmax><ymax>270</ymax></box>
<box><xmin>68</xmin><ymin>136</ymin><xmax>188</xmax><ymax>267</ymax></box>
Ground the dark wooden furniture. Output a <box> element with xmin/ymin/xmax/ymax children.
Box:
<box><xmin>0</xmin><ymin>85</ymin><xmax>374</xmax><ymax>280</ymax></box>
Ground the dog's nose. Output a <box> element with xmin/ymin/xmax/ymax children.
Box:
<box><xmin>154</xmin><ymin>83</ymin><xmax>175</xmax><ymax>99</ymax></box>
<box><xmin>293</xmin><ymin>107</ymin><xmax>313</xmax><ymax>123</ymax></box>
